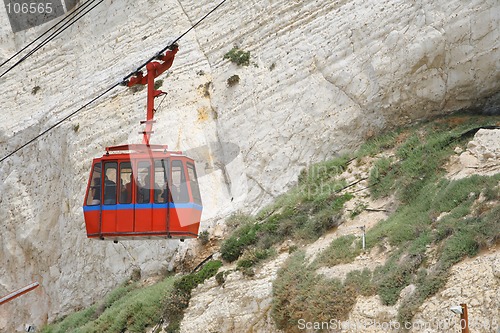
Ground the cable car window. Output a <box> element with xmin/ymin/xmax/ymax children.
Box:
<box><xmin>103</xmin><ymin>162</ymin><xmax>117</xmax><ymax>205</ymax></box>
<box><xmin>119</xmin><ymin>162</ymin><xmax>133</xmax><ymax>204</ymax></box>
<box><xmin>137</xmin><ymin>161</ymin><xmax>151</xmax><ymax>203</ymax></box>
<box><xmin>187</xmin><ymin>163</ymin><xmax>201</xmax><ymax>205</ymax></box>
<box><xmin>154</xmin><ymin>159</ymin><xmax>168</xmax><ymax>203</ymax></box>
<box><xmin>86</xmin><ymin>162</ymin><xmax>102</xmax><ymax>206</ymax></box>
<box><xmin>172</xmin><ymin>160</ymin><xmax>189</xmax><ymax>203</ymax></box>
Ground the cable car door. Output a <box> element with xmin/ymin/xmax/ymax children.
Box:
<box><xmin>84</xmin><ymin>161</ymin><xmax>102</xmax><ymax>237</ymax></box>
<box><xmin>101</xmin><ymin>161</ymin><xmax>118</xmax><ymax>234</ymax></box>
<box><xmin>152</xmin><ymin>158</ymin><xmax>169</xmax><ymax>233</ymax></box>
<box><xmin>116</xmin><ymin>161</ymin><xmax>134</xmax><ymax>233</ymax></box>
<box><xmin>135</xmin><ymin>160</ymin><xmax>153</xmax><ymax>233</ymax></box>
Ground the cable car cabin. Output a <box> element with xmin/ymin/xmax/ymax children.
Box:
<box><xmin>83</xmin><ymin>144</ymin><xmax>202</xmax><ymax>241</ymax></box>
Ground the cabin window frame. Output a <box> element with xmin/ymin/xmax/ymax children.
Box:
<box><xmin>119</xmin><ymin>161</ymin><xmax>133</xmax><ymax>204</ymax></box>
<box><xmin>171</xmin><ymin>160</ymin><xmax>189</xmax><ymax>203</ymax></box>
<box><xmin>136</xmin><ymin>160</ymin><xmax>151</xmax><ymax>204</ymax></box>
<box><xmin>103</xmin><ymin>162</ymin><xmax>118</xmax><ymax>205</ymax></box>
<box><xmin>187</xmin><ymin>162</ymin><xmax>201</xmax><ymax>205</ymax></box>
<box><xmin>154</xmin><ymin>159</ymin><xmax>169</xmax><ymax>204</ymax></box>
<box><xmin>86</xmin><ymin>162</ymin><xmax>102</xmax><ymax>206</ymax></box>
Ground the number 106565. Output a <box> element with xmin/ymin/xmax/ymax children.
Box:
<box><xmin>6</xmin><ymin>2</ymin><xmax>53</xmax><ymax>14</ymax></box>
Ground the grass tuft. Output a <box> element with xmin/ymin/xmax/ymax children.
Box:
<box><xmin>313</xmin><ymin>235</ymin><xmax>361</xmax><ymax>267</ymax></box>
<box><xmin>223</xmin><ymin>47</ymin><xmax>250</xmax><ymax>66</ymax></box>
<box><xmin>272</xmin><ymin>251</ymin><xmax>358</xmax><ymax>332</ymax></box>
<box><xmin>41</xmin><ymin>278</ymin><xmax>175</xmax><ymax>333</ymax></box>
<box><xmin>272</xmin><ymin>114</ymin><xmax>500</xmax><ymax>327</ymax></box>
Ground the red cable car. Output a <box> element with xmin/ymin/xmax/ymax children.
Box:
<box><xmin>83</xmin><ymin>44</ymin><xmax>202</xmax><ymax>241</ymax></box>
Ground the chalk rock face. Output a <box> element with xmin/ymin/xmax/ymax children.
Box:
<box><xmin>341</xmin><ymin>249</ymin><xmax>500</xmax><ymax>333</ymax></box>
<box><xmin>208</xmin><ymin>0</ymin><xmax>500</xmax><ymax>211</ymax></box>
<box><xmin>0</xmin><ymin>0</ymin><xmax>498</xmax><ymax>331</ymax></box>
<box><xmin>447</xmin><ymin>129</ymin><xmax>500</xmax><ymax>179</ymax></box>
<box><xmin>468</xmin><ymin>129</ymin><xmax>500</xmax><ymax>162</ymax></box>
<box><xmin>180</xmin><ymin>254</ymin><xmax>288</xmax><ymax>333</ymax></box>
<box><xmin>410</xmin><ymin>250</ymin><xmax>499</xmax><ymax>333</ymax></box>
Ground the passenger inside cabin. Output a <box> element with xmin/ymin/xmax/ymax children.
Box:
<box><xmin>121</xmin><ymin>179</ymin><xmax>132</xmax><ymax>203</ymax></box>
<box><xmin>159</xmin><ymin>184</ymin><xmax>168</xmax><ymax>202</ymax></box>
<box><xmin>138</xmin><ymin>174</ymin><xmax>150</xmax><ymax>203</ymax></box>
<box><xmin>153</xmin><ymin>181</ymin><xmax>162</xmax><ymax>203</ymax></box>
<box><xmin>160</xmin><ymin>183</ymin><xmax>178</xmax><ymax>202</ymax></box>
<box><xmin>104</xmin><ymin>175</ymin><xmax>116</xmax><ymax>204</ymax></box>
<box><xmin>170</xmin><ymin>185</ymin><xmax>180</xmax><ymax>202</ymax></box>
<box><xmin>91</xmin><ymin>177</ymin><xmax>101</xmax><ymax>205</ymax></box>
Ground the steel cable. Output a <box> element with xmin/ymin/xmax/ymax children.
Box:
<box><xmin>1</xmin><ymin>0</ymin><xmax>229</xmax><ymax>162</ymax></box>
<box><xmin>0</xmin><ymin>0</ymin><xmax>102</xmax><ymax>79</ymax></box>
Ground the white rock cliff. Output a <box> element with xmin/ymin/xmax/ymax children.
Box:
<box><xmin>181</xmin><ymin>130</ymin><xmax>500</xmax><ymax>333</ymax></box>
<box><xmin>0</xmin><ymin>0</ymin><xmax>498</xmax><ymax>331</ymax></box>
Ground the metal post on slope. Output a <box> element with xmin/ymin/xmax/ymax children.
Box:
<box><xmin>460</xmin><ymin>303</ymin><xmax>469</xmax><ymax>333</ymax></box>
<box><xmin>358</xmin><ymin>225</ymin><xmax>366</xmax><ymax>252</ymax></box>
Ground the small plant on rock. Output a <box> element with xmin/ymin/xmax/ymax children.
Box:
<box><xmin>223</xmin><ymin>47</ymin><xmax>250</xmax><ymax>66</ymax></box>
<box><xmin>227</xmin><ymin>74</ymin><xmax>240</xmax><ymax>87</ymax></box>
<box><xmin>198</xmin><ymin>230</ymin><xmax>210</xmax><ymax>246</ymax></box>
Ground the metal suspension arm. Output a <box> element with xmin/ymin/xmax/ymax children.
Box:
<box><xmin>126</xmin><ymin>44</ymin><xmax>178</xmax><ymax>144</ymax></box>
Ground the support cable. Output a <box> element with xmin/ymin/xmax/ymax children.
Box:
<box><xmin>20</xmin><ymin>0</ymin><xmax>103</xmax><ymax>63</ymax></box>
<box><xmin>0</xmin><ymin>0</ymin><xmax>102</xmax><ymax>79</ymax></box>
<box><xmin>122</xmin><ymin>0</ymin><xmax>228</xmax><ymax>83</ymax></box>
<box><xmin>0</xmin><ymin>0</ymin><xmax>229</xmax><ymax>163</ymax></box>
<box><xmin>0</xmin><ymin>0</ymin><xmax>98</xmax><ymax>69</ymax></box>
<box><xmin>0</xmin><ymin>81</ymin><xmax>121</xmax><ymax>163</ymax></box>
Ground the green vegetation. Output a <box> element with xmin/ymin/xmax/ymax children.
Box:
<box><xmin>223</xmin><ymin>47</ymin><xmax>250</xmax><ymax>66</ymax></box>
<box><xmin>154</xmin><ymin>79</ymin><xmax>164</xmax><ymax>90</ymax></box>
<box><xmin>367</xmin><ymin>115</ymin><xmax>497</xmax><ymax>203</ymax></box>
<box><xmin>41</xmin><ymin>278</ymin><xmax>175</xmax><ymax>333</ymax></box>
<box><xmin>354</xmin><ymin>129</ymin><xmax>401</xmax><ymax>158</ymax></box>
<box><xmin>368</xmin><ymin>157</ymin><xmax>395</xmax><ymax>199</ymax></box>
<box><xmin>162</xmin><ymin>260</ymin><xmax>222</xmax><ymax>332</ymax></box>
<box><xmin>41</xmin><ymin>261</ymin><xmax>222</xmax><ymax>333</ymax></box>
<box><xmin>363</xmin><ymin>172</ymin><xmax>499</xmax><ymax>324</ymax></box>
<box><xmin>227</xmin><ymin>74</ymin><xmax>240</xmax><ymax>86</ymax></box>
<box><xmin>271</xmin><ymin>114</ymin><xmax>500</xmax><ymax>330</ymax></box>
<box><xmin>313</xmin><ymin>235</ymin><xmax>361</xmax><ymax>267</ymax></box>
<box><xmin>272</xmin><ymin>251</ymin><xmax>358</xmax><ymax>332</ymax></box>
<box><xmin>350</xmin><ymin>202</ymin><xmax>368</xmax><ymax>219</ymax></box>
<box><xmin>220</xmin><ymin>154</ymin><xmax>354</xmax><ymax>267</ymax></box>
<box><xmin>198</xmin><ymin>230</ymin><xmax>210</xmax><ymax>245</ymax></box>
<box><xmin>32</xmin><ymin>85</ymin><xmax>41</xmax><ymax>95</ymax></box>
<box><xmin>373</xmin><ymin>251</ymin><xmax>423</xmax><ymax>305</ymax></box>
<box><xmin>41</xmin><ymin>114</ymin><xmax>499</xmax><ymax>333</ymax></box>
<box><xmin>344</xmin><ymin>268</ymin><xmax>377</xmax><ymax>296</ymax></box>
<box><xmin>237</xmin><ymin>247</ymin><xmax>275</xmax><ymax>276</ymax></box>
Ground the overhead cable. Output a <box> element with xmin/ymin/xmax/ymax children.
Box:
<box><xmin>0</xmin><ymin>0</ymin><xmax>99</xmax><ymax>69</ymax></box>
<box><xmin>0</xmin><ymin>0</ymin><xmax>229</xmax><ymax>163</ymax></box>
<box><xmin>0</xmin><ymin>0</ymin><xmax>103</xmax><ymax>79</ymax></box>
<box><xmin>122</xmin><ymin>0</ymin><xmax>229</xmax><ymax>83</ymax></box>
<box><xmin>0</xmin><ymin>81</ymin><xmax>121</xmax><ymax>163</ymax></box>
